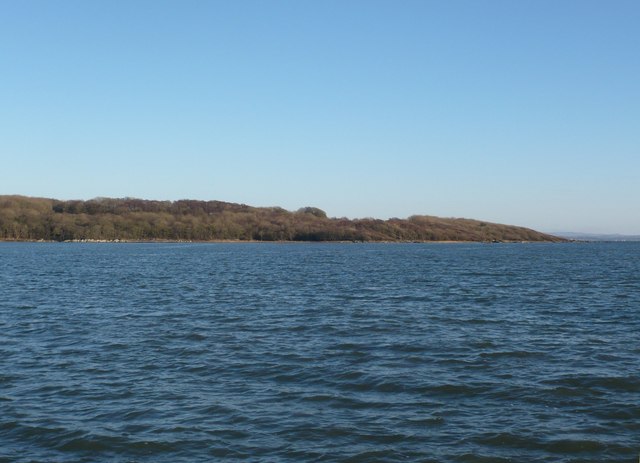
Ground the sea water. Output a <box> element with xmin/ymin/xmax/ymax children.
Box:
<box><xmin>1</xmin><ymin>242</ymin><xmax>638</xmax><ymax>462</ymax></box>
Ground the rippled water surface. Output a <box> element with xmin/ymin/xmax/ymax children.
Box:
<box><xmin>1</xmin><ymin>242</ymin><xmax>639</xmax><ymax>462</ymax></box>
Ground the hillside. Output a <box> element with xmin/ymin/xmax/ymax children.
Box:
<box><xmin>0</xmin><ymin>196</ymin><xmax>565</xmax><ymax>243</ymax></box>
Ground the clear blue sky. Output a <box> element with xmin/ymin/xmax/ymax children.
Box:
<box><xmin>1</xmin><ymin>1</ymin><xmax>638</xmax><ymax>234</ymax></box>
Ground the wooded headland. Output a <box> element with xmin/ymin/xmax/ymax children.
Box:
<box><xmin>0</xmin><ymin>196</ymin><xmax>565</xmax><ymax>242</ymax></box>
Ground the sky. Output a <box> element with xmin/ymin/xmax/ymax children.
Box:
<box><xmin>1</xmin><ymin>1</ymin><xmax>638</xmax><ymax>234</ymax></box>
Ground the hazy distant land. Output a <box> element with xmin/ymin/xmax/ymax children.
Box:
<box><xmin>0</xmin><ymin>196</ymin><xmax>565</xmax><ymax>243</ymax></box>
<box><xmin>552</xmin><ymin>231</ymin><xmax>640</xmax><ymax>242</ymax></box>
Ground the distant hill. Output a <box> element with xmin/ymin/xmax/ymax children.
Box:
<box><xmin>0</xmin><ymin>195</ymin><xmax>565</xmax><ymax>243</ymax></box>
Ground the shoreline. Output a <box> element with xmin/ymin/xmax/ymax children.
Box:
<box><xmin>0</xmin><ymin>238</ymin><xmax>571</xmax><ymax>244</ymax></box>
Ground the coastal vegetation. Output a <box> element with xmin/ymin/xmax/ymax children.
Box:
<box><xmin>0</xmin><ymin>195</ymin><xmax>564</xmax><ymax>242</ymax></box>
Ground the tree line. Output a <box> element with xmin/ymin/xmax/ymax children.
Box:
<box><xmin>0</xmin><ymin>195</ymin><xmax>564</xmax><ymax>242</ymax></box>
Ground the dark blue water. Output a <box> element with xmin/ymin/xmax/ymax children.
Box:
<box><xmin>1</xmin><ymin>242</ymin><xmax>638</xmax><ymax>462</ymax></box>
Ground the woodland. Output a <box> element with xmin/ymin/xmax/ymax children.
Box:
<box><xmin>0</xmin><ymin>196</ymin><xmax>564</xmax><ymax>243</ymax></box>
